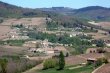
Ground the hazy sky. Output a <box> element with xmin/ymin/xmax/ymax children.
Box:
<box><xmin>0</xmin><ymin>0</ymin><xmax>110</xmax><ymax>8</ymax></box>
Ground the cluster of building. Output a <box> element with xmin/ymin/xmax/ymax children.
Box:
<box><xmin>23</xmin><ymin>39</ymin><xmax>68</xmax><ymax>56</ymax></box>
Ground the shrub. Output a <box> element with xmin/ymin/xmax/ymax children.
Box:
<box><xmin>102</xmin><ymin>58</ymin><xmax>109</xmax><ymax>64</ymax></box>
<box><xmin>95</xmin><ymin>58</ymin><xmax>109</xmax><ymax>67</ymax></box>
<box><xmin>43</xmin><ymin>58</ymin><xmax>57</xmax><ymax>70</ymax></box>
<box><xmin>0</xmin><ymin>59</ymin><xmax>8</xmax><ymax>73</ymax></box>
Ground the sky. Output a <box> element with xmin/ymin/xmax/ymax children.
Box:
<box><xmin>0</xmin><ymin>0</ymin><xmax>110</xmax><ymax>9</ymax></box>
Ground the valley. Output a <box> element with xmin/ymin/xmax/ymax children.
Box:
<box><xmin>0</xmin><ymin>1</ymin><xmax>110</xmax><ymax>73</ymax></box>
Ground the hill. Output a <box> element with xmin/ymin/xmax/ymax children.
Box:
<box><xmin>0</xmin><ymin>1</ymin><xmax>110</xmax><ymax>31</ymax></box>
<box><xmin>39</xmin><ymin>7</ymin><xmax>74</xmax><ymax>15</ymax></box>
<box><xmin>39</xmin><ymin>6</ymin><xmax>110</xmax><ymax>21</ymax></box>
<box><xmin>0</xmin><ymin>1</ymin><xmax>46</xmax><ymax>18</ymax></box>
<box><xmin>1</xmin><ymin>1</ymin><xmax>110</xmax><ymax>21</ymax></box>
<box><xmin>74</xmin><ymin>6</ymin><xmax>110</xmax><ymax>21</ymax></box>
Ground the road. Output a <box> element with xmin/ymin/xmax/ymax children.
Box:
<box><xmin>22</xmin><ymin>63</ymin><xmax>43</xmax><ymax>73</ymax></box>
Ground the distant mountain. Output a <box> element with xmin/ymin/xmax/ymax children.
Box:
<box><xmin>39</xmin><ymin>7</ymin><xmax>74</xmax><ymax>15</ymax></box>
<box><xmin>39</xmin><ymin>6</ymin><xmax>110</xmax><ymax>21</ymax></box>
<box><xmin>73</xmin><ymin>6</ymin><xmax>110</xmax><ymax>21</ymax></box>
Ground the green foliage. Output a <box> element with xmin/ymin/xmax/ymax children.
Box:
<box><xmin>43</xmin><ymin>58</ymin><xmax>58</xmax><ymax>70</ymax></box>
<box><xmin>66</xmin><ymin>52</ymin><xmax>69</xmax><ymax>57</ymax></box>
<box><xmin>0</xmin><ymin>19</ymin><xmax>3</xmax><ymax>23</ymax></box>
<box><xmin>12</xmin><ymin>24</ymin><xmax>23</xmax><ymax>28</ymax></box>
<box><xmin>46</xmin><ymin>21</ymin><xmax>59</xmax><ymax>30</ymax></box>
<box><xmin>27</xmin><ymin>31</ymin><xmax>92</xmax><ymax>54</ymax></box>
<box><xmin>0</xmin><ymin>59</ymin><xmax>8</xmax><ymax>73</ymax></box>
<box><xmin>0</xmin><ymin>41</ymin><xmax>5</xmax><ymax>45</ymax></box>
<box><xmin>102</xmin><ymin>58</ymin><xmax>109</xmax><ymax>64</ymax></box>
<box><xmin>97</xmin><ymin>48</ymin><xmax>106</xmax><ymax>53</ymax></box>
<box><xmin>95</xmin><ymin>58</ymin><xmax>109</xmax><ymax>67</ymax></box>
<box><xmin>95</xmin><ymin>59</ymin><xmax>103</xmax><ymax>67</ymax></box>
<box><xmin>96</xmin><ymin>40</ymin><xmax>104</xmax><ymax>47</ymax></box>
<box><xmin>28</xmin><ymin>32</ymin><xmax>58</xmax><ymax>43</ymax></box>
<box><xmin>58</xmin><ymin>51</ymin><xmax>65</xmax><ymax>70</ymax></box>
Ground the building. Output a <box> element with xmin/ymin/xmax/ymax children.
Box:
<box><xmin>86</xmin><ymin>48</ymin><xmax>98</xmax><ymax>54</ymax></box>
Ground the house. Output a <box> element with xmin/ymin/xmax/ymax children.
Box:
<box><xmin>41</xmin><ymin>39</ymin><xmax>53</xmax><ymax>48</ymax></box>
<box><xmin>104</xmin><ymin>39</ymin><xmax>110</xmax><ymax>47</ymax></box>
<box><xmin>87</xmin><ymin>58</ymin><xmax>97</xmax><ymax>64</ymax></box>
<box><xmin>44</xmin><ymin>48</ymin><xmax>54</xmax><ymax>55</ymax></box>
<box><xmin>23</xmin><ymin>40</ymin><xmax>42</xmax><ymax>48</ymax></box>
<box><xmin>28</xmin><ymin>48</ymin><xmax>36</xmax><ymax>52</ymax></box>
<box><xmin>36</xmin><ymin>48</ymin><xmax>45</xmax><ymax>53</ymax></box>
<box><xmin>86</xmin><ymin>48</ymin><xmax>98</xmax><ymax>54</ymax></box>
<box><xmin>53</xmin><ymin>46</ymin><xmax>68</xmax><ymax>56</ymax></box>
<box><xmin>105</xmin><ymin>40</ymin><xmax>110</xmax><ymax>47</ymax></box>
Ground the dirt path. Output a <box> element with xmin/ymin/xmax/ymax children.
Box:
<box><xmin>22</xmin><ymin>56</ymin><xmax>52</xmax><ymax>73</ymax></box>
<box><xmin>22</xmin><ymin>63</ymin><xmax>43</xmax><ymax>73</ymax></box>
<box><xmin>68</xmin><ymin>65</ymin><xmax>83</xmax><ymax>70</ymax></box>
<box><xmin>92</xmin><ymin>64</ymin><xmax>105</xmax><ymax>73</ymax></box>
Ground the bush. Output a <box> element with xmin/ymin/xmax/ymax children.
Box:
<box><xmin>95</xmin><ymin>59</ymin><xmax>102</xmax><ymax>67</ymax></box>
<box><xmin>0</xmin><ymin>59</ymin><xmax>8</xmax><ymax>73</ymax></box>
<box><xmin>102</xmin><ymin>58</ymin><xmax>109</xmax><ymax>64</ymax></box>
<box><xmin>95</xmin><ymin>58</ymin><xmax>109</xmax><ymax>67</ymax></box>
<box><xmin>97</xmin><ymin>48</ymin><xmax>106</xmax><ymax>53</ymax></box>
<box><xmin>96</xmin><ymin>40</ymin><xmax>104</xmax><ymax>47</ymax></box>
<box><xmin>43</xmin><ymin>58</ymin><xmax>57</xmax><ymax>70</ymax></box>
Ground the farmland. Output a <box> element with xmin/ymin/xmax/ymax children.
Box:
<box><xmin>0</xmin><ymin>26</ymin><xmax>11</xmax><ymax>39</ymax></box>
<box><xmin>0</xmin><ymin>17</ymin><xmax>46</xmax><ymax>26</ymax></box>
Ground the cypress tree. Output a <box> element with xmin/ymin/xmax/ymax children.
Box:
<box><xmin>58</xmin><ymin>51</ymin><xmax>65</xmax><ymax>70</ymax></box>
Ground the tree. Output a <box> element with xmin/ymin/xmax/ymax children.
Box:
<box><xmin>96</xmin><ymin>40</ymin><xmax>104</xmax><ymax>47</ymax></box>
<box><xmin>66</xmin><ymin>52</ymin><xmax>69</xmax><ymax>57</ymax></box>
<box><xmin>0</xmin><ymin>59</ymin><xmax>8</xmax><ymax>73</ymax></box>
<box><xmin>58</xmin><ymin>51</ymin><xmax>65</xmax><ymax>70</ymax></box>
<box><xmin>97</xmin><ymin>48</ymin><xmax>106</xmax><ymax>53</ymax></box>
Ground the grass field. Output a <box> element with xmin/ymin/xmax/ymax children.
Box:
<box><xmin>38</xmin><ymin>65</ymin><xmax>94</xmax><ymax>73</ymax></box>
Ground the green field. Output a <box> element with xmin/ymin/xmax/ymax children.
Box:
<box><xmin>38</xmin><ymin>65</ymin><xmax>94</xmax><ymax>73</ymax></box>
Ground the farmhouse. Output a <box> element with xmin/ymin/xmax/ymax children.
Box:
<box><xmin>44</xmin><ymin>48</ymin><xmax>54</xmax><ymax>55</ymax></box>
<box><xmin>103</xmin><ymin>38</ymin><xmax>110</xmax><ymax>47</ymax></box>
<box><xmin>86</xmin><ymin>48</ymin><xmax>98</xmax><ymax>54</ymax></box>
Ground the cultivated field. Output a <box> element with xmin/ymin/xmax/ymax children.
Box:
<box><xmin>0</xmin><ymin>26</ymin><xmax>11</xmax><ymax>39</ymax></box>
<box><xmin>98</xmin><ymin>22</ymin><xmax>110</xmax><ymax>30</ymax></box>
<box><xmin>0</xmin><ymin>45</ymin><xmax>28</xmax><ymax>56</ymax></box>
<box><xmin>94</xmin><ymin>63</ymin><xmax>110</xmax><ymax>73</ymax></box>
<box><xmin>86</xmin><ymin>32</ymin><xmax>109</xmax><ymax>39</ymax></box>
<box><xmin>65</xmin><ymin>56</ymin><xmax>87</xmax><ymax>66</ymax></box>
<box><xmin>0</xmin><ymin>17</ymin><xmax>46</xmax><ymax>27</ymax></box>
<box><xmin>89</xmin><ymin>21</ymin><xmax>110</xmax><ymax>30</ymax></box>
<box><xmin>80</xmin><ymin>53</ymin><xmax>104</xmax><ymax>59</ymax></box>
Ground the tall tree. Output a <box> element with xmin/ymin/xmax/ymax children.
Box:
<box><xmin>58</xmin><ymin>51</ymin><xmax>65</xmax><ymax>70</ymax></box>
